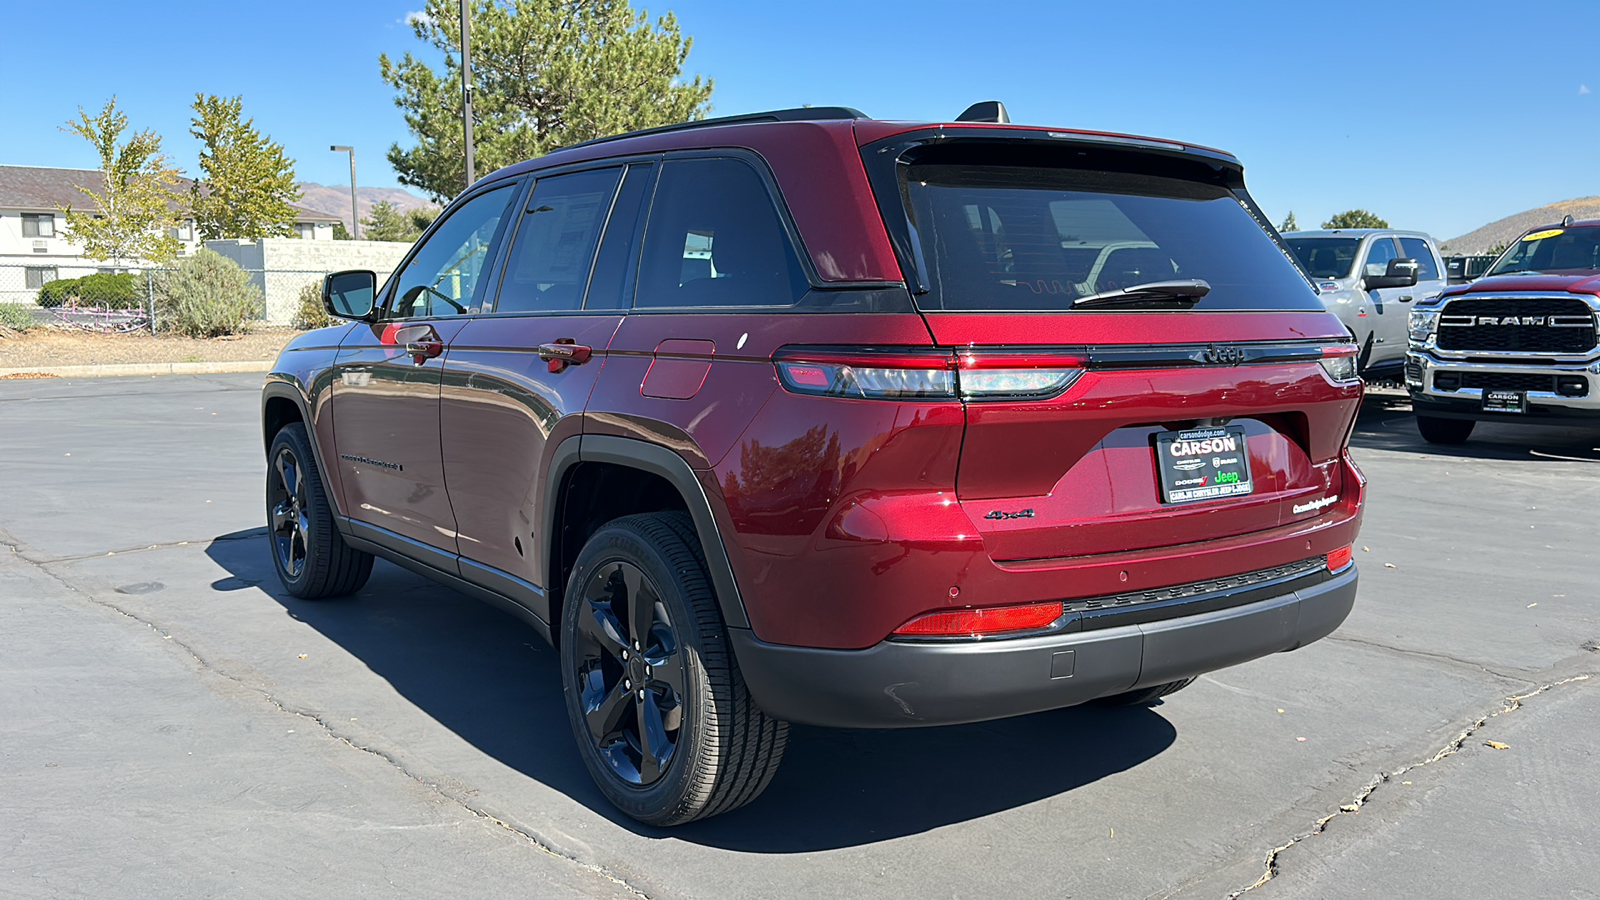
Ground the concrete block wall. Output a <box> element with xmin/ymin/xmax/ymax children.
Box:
<box><xmin>205</xmin><ymin>238</ymin><xmax>413</xmax><ymax>325</ymax></box>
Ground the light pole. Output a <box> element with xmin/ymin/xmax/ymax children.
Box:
<box><xmin>330</xmin><ymin>145</ymin><xmax>358</xmax><ymax>240</ymax></box>
<box><xmin>460</xmin><ymin>0</ymin><xmax>475</xmax><ymax>190</ymax></box>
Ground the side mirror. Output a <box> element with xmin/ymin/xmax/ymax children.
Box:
<box><xmin>324</xmin><ymin>270</ymin><xmax>378</xmax><ymax>320</ymax></box>
<box><xmin>1365</xmin><ymin>258</ymin><xmax>1420</xmax><ymax>290</ymax></box>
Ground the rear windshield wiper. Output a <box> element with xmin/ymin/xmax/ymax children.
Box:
<box><xmin>1070</xmin><ymin>279</ymin><xmax>1211</xmax><ymax>310</ymax></box>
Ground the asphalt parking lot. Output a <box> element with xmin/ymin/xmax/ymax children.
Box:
<box><xmin>2</xmin><ymin>374</ymin><xmax>1596</xmax><ymax>899</ymax></box>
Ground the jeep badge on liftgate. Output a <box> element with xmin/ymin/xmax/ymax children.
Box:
<box><xmin>1156</xmin><ymin>425</ymin><xmax>1254</xmax><ymax>503</ymax></box>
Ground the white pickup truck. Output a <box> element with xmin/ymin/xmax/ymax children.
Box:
<box><xmin>1283</xmin><ymin>229</ymin><xmax>1448</xmax><ymax>380</ymax></box>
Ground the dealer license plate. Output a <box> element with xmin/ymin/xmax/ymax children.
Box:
<box><xmin>1482</xmin><ymin>390</ymin><xmax>1526</xmax><ymax>413</ymax></box>
<box><xmin>1155</xmin><ymin>425</ymin><xmax>1254</xmax><ymax>505</ymax></box>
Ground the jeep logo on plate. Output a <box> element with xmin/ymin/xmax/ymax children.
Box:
<box><xmin>1202</xmin><ymin>344</ymin><xmax>1247</xmax><ymax>365</ymax></box>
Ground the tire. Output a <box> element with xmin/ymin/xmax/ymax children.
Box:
<box><xmin>1091</xmin><ymin>677</ymin><xmax>1196</xmax><ymax>708</ymax></box>
<box><xmin>266</xmin><ymin>422</ymin><xmax>373</xmax><ymax>599</ymax></box>
<box><xmin>560</xmin><ymin>511</ymin><xmax>788</xmax><ymax>826</ymax></box>
<box><xmin>1415</xmin><ymin>414</ymin><xmax>1474</xmax><ymax>445</ymax></box>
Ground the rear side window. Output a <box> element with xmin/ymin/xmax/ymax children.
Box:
<box><xmin>635</xmin><ymin>158</ymin><xmax>809</xmax><ymax>308</ymax></box>
<box><xmin>1398</xmin><ymin>237</ymin><xmax>1440</xmax><ymax>282</ymax></box>
<box><xmin>495</xmin><ymin>168</ymin><xmax>620</xmax><ymax>314</ymax></box>
<box><xmin>901</xmin><ymin>165</ymin><xmax>1320</xmax><ymax>311</ymax></box>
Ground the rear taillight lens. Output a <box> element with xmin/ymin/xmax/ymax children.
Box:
<box><xmin>775</xmin><ymin>349</ymin><xmax>957</xmax><ymax>399</ymax></box>
<box><xmin>957</xmin><ymin>350</ymin><xmax>1087</xmax><ymax>400</ymax></box>
<box><xmin>1318</xmin><ymin>344</ymin><xmax>1360</xmax><ymax>383</ymax></box>
<box><xmin>893</xmin><ymin>601</ymin><xmax>1065</xmax><ymax>638</ymax></box>
<box><xmin>1327</xmin><ymin>545</ymin><xmax>1353</xmax><ymax>571</ymax></box>
<box><xmin>774</xmin><ymin>347</ymin><xmax>1087</xmax><ymax>402</ymax></box>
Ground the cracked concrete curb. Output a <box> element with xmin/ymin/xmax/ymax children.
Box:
<box><xmin>0</xmin><ymin>360</ymin><xmax>272</xmax><ymax>379</ymax></box>
<box><xmin>1225</xmin><ymin>670</ymin><xmax>1597</xmax><ymax>897</ymax></box>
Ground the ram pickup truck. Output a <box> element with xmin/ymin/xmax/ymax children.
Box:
<box><xmin>1284</xmin><ymin>229</ymin><xmax>1449</xmax><ymax>380</ymax></box>
<box><xmin>1406</xmin><ymin>218</ymin><xmax>1600</xmax><ymax>443</ymax></box>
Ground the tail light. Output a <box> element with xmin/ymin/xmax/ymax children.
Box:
<box><xmin>893</xmin><ymin>601</ymin><xmax>1065</xmax><ymax>638</ymax></box>
<box><xmin>1318</xmin><ymin>344</ymin><xmax>1360</xmax><ymax>383</ymax></box>
<box><xmin>1327</xmin><ymin>545</ymin><xmax>1353</xmax><ymax>571</ymax></box>
<box><xmin>774</xmin><ymin>347</ymin><xmax>1086</xmax><ymax>401</ymax></box>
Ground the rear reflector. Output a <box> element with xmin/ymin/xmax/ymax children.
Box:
<box><xmin>893</xmin><ymin>601</ymin><xmax>1064</xmax><ymax>637</ymax></box>
<box><xmin>1327</xmin><ymin>545</ymin><xmax>1353</xmax><ymax>571</ymax></box>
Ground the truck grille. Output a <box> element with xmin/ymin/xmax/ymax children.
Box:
<box><xmin>1435</xmin><ymin>297</ymin><xmax>1597</xmax><ymax>354</ymax></box>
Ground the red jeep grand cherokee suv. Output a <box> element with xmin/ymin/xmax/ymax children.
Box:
<box><xmin>262</xmin><ymin>105</ymin><xmax>1365</xmax><ymax>825</ymax></box>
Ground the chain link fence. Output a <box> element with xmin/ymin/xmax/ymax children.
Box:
<box><xmin>0</xmin><ymin>262</ymin><xmax>333</xmax><ymax>331</ymax></box>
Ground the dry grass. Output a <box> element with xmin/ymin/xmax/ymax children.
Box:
<box><xmin>0</xmin><ymin>325</ymin><xmax>302</xmax><ymax>369</ymax></box>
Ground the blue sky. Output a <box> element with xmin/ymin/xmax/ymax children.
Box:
<box><xmin>4</xmin><ymin>0</ymin><xmax>1595</xmax><ymax>240</ymax></box>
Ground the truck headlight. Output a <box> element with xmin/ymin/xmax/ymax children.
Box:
<box><xmin>1408</xmin><ymin>308</ymin><xmax>1439</xmax><ymax>342</ymax></box>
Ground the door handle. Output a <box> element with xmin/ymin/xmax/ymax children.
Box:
<box><xmin>406</xmin><ymin>340</ymin><xmax>444</xmax><ymax>364</ymax></box>
<box><xmin>1398</xmin><ymin>295</ymin><xmax>1414</xmax><ymax>303</ymax></box>
<box><xmin>538</xmin><ymin>340</ymin><xmax>593</xmax><ymax>373</ymax></box>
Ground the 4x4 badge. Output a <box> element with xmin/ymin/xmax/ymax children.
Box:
<box><xmin>983</xmin><ymin>508</ymin><xmax>1035</xmax><ymax>520</ymax></box>
<box><xmin>1202</xmin><ymin>344</ymin><xmax>1247</xmax><ymax>365</ymax></box>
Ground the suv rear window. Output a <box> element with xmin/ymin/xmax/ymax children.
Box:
<box><xmin>902</xmin><ymin>165</ymin><xmax>1319</xmax><ymax>312</ymax></box>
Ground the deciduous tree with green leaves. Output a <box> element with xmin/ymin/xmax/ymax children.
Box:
<box><xmin>381</xmin><ymin>0</ymin><xmax>713</xmax><ymax>202</ymax></box>
<box><xmin>189</xmin><ymin>94</ymin><xmax>301</xmax><ymax>240</ymax></box>
<box><xmin>58</xmin><ymin>97</ymin><xmax>184</xmax><ymax>265</ymax></box>
<box><xmin>360</xmin><ymin>201</ymin><xmax>440</xmax><ymax>243</ymax></box>
<box><xmin>1322</xmin><ymin>209</ymin><xmax>1389</xmax><ymax>229</ymax></box>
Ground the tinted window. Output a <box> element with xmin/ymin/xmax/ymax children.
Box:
<box><xmin>1488</xmin><ymin>226</ymin><xmax>1600</xmax><ymax>275</ymax></box>
<box><xmin>389</xmin><ymin>184</ymin><xmax>515</xmax><ymax>318</ymax></box>
<box><xmin>1285</xmin><ymin>237</ymin><xmax>1360</xmax><ymax>279</ymax></box>
<box><xmin>1363</xmin><ymin>237</ymin><xmax>1399</xmax><ymax>278</ymax></box>
<box><xmin>1398</xmin><ymin>237</ymin><xmax>1440</xmax><ymax>282</ymax></box>
<box><xmin>585</xmin><ymin>164</ymin><xmax>655</xmax><ymax>310</ymax></box>
<box><xmin>494</xmin><ymin>168</ymin><xmax>620</xmax><ymax>314</ymax></box>
<box><xmin>902</xmin><ymin>165</ymin><xmax>1320</xmax><ymax>311</ymax></box>
<box><xmin>635</xmin><ymin>158</ymin><xmax>808</xmax><ymax>308</ymax></box>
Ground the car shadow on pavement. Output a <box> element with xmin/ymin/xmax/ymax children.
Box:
<box><xmin>207</xmin><ymin>529</ymin><xmax>1176</xmax><ymax>849</ymax></box>
<box><xmin>1350</xmin><ymin>392</ymin><xmax>1600</xmax><ymax>462</ymax></box>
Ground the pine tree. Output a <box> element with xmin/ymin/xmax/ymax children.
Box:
<box><xmin>381</xmin><ymin>0</ymin><xmax>713</xmax><ymax>201</ymax></box>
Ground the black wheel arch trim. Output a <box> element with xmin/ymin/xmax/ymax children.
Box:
<box><xmin>544</xmin><ymin>434</ymin><xmax>750</xmax><ymax>630</ymax></box>
<box><xmin>262</xmin><ymin>377</ymin><xmax>347</xmax><ymax>521</ymax></box>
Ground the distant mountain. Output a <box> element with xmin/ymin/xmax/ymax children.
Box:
<box><xmin>1445</xmin><ymin>197</ymin><xmax>1600</xmax><ymax>255</ymax></box>
<box><xmin>295</xmin><ymin>182</ymin><xmax>439</xmax><ymax>233</ymax></box>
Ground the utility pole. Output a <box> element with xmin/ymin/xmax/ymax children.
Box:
<box><xmin>330</xmin><ymin>145</ymin><xmax>359</xmax><ymax>239</ymax></box>
<box><xmin>460</xmin><ymin>0</ymin><xmax>475</xmax><ymax>190</ymax></box>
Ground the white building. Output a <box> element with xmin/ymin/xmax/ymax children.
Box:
<box><xmin>0</xmin><ymin>164</ymin><xmax>341</xmax><ymax>299</ymax></box>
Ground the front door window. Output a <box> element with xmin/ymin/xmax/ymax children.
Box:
<box><xmin>388</xmin><ymin>185</ymin><xmax>515</xmax><ymax>318</ymax></box>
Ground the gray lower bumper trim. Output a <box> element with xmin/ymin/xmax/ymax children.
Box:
<box><xmin>731</xmin><ymin>566</ymin><xmax>1358</xmax><ymax>729</ymax></box>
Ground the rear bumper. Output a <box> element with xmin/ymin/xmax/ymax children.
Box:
<box><xmin>732</xmin><ymin>565</ymin><xmax>1357</xmax><ymax>728</ymax></box>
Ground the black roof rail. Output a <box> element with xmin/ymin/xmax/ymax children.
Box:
<box><xmin>559</xmin><ymin>106</ymin><xmax>868</xmax><ymax>152</ymax></box>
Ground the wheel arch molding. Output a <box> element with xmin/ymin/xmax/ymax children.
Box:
<box><xmin>544</xmin><ymin>434</ymin><xmax>750</xmax><ymax>631</ymax></box>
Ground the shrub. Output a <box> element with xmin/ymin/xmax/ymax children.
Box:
<box><xmin>294</xmin><ymin>278</ymin><xmax>330</xmax><ymax>330</ymax></box>
<box><xmin>0</xmin><ymin>302</ymin><xmax>39</xmax><ymax>332</ymax></box>
<box><xmin>36</xmin><ymin>272</ymin><xmax>143</xmax><ymax>310</ymax></box>
<box><xmin>152</xmin><ymin>250</ymin><xmax>263</xmax><ymax>337</ymax></box>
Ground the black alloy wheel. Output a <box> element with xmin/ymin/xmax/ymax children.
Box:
<box><xmin>572</xmin><ymin>559</ymin><xmax>688</xmax><ymax>786</ymax></box>
<box><xmin>265</xmin><ymin>423</ymin><xmax>373</xmax><ymax>599</ymax></box>
<box><xmin>268</xmin><ymin>445</ymin><xmax>311</xmax><ymax>580</ymax></box>
<box><xmin>560</xmin><ymin>512</ymin><xmax>788</xmax><ymax>826</ymax></box>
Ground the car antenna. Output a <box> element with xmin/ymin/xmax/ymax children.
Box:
<box><xmin>1562</xmin><ymin>214</ymin><xmax>1574</xmax><ymax>226</ymax></box>
<box><xmin>955</xmin><ymin>101</ymin><xmax>1010</xmax><ymax>123</ymax></box>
